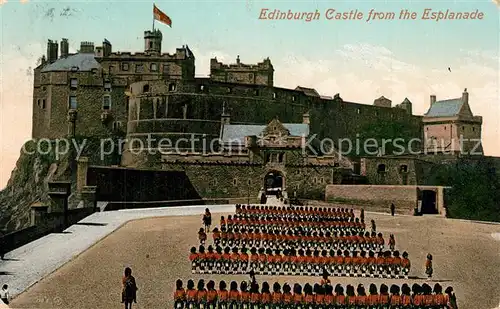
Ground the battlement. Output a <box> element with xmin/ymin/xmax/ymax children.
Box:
<box><xmin>210</xmin><ymin>56</ymin><xmax>273</xmax><ymax>70</ymax></box>
<box><xmin>210</xmin><ymin>55</ymin><xmax>274</xmax><ymax>86</ymax></box>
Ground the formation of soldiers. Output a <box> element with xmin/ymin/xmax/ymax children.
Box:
<box><xmin>189</xmin><ymin>246</ymin><xmax>409</xmax><ymax>278</ymax></box>
<box><xmin>177</xmin><ymin>204</ymin><xmax>458</xmax><ymax>308</ymax></box>
<box><xmin>173</xmin><ymin>278</ymin><xmax>456</xmax><ymax>308</ymax></box>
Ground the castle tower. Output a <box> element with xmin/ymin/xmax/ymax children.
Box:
<box><xmin>144</xmin><ymin>29</ymin><xmax>162</xmax><ymax>54</ymax></box>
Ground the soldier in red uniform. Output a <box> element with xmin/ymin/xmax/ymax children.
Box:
<box><xmin>185</xmin><ymin>280</ymin><xmax>197</xmax><ymax>309</ymax></box>
<box><xmin>206</xmin><ymin>280</ymin><xmax>218</xmax><ymax>309</ymax></box>
<box><xmin>389</xmin><ymin>285</ymin><xmax>402</xmax><ymax>307</ymax></box>
<box><xmin>222</xmin><ymin>247</ymin><xmax>232</xmax><ymax>274</ymax></box>
<box><xmin>230</xmin><ymin>247</ymin><xmax>240</xmax><ymax>274</ymax></box>
<box><xmin>228</xmin><ymin>281</ymin><xmax>240</xmax><ymax>308</ymax></box>
<box><xmin>376</xmin><ymin>251</ymin><xmax>385</xmax><ymax>278</ymax></box>
<box><xmin>271</xmin><ymin>282</ymin><xmax>282</xmax><ymax>306</ymax></box>
<box><xmin>292</xmin><ymin>284</ymin><xmax>304</xmax><ymax>306</ymax></box>
<box><xmin>282</xmin><ymin>284</ymin><xmax>293</xmax><ymax>307</ymax></box>
<box><xmin>401</xmin><ymin>251</ymin><xmax>411</xmax><ymax>279</ymax></box>
<box><xmin>334</xmin><ymin>284</ymin><xmax>346</xmax><ymax>306</ymax></box>
<box><xmin>378</xmin><ymin>284</ymin><xmax>390</xmax><ymax>307</ymax></box>
<box><xmin>239</xmin><ymin>281</ymin><xmax>250</xmax><ymax>309</ymax></box>
<box><xmin>174</xmin><ymin>279</ymin><xmax>186</xmax><ymax>309</ymax></box>
<box><xmin>217</xmin><ymin>281</ymin><xmax>229</xmax><ymax>309</ymax></box>
<box><xmin>189</xmin><ymin>247</ymin><xmax>198</xmax><ymax>274</ymax></box>
<box><xmin>400</xmin><ymin>284</ymin><xmax>412</xmax><ymax>308</ymax></box>
<box><xmin>367</xmin><ymin>283</ymin><xmax>379</xmax><ymax>308</ymax></box>
<box><xmin>196</xmin><ymin>280</ymin><xmax>207</xmax><ymax>308</ymax></box>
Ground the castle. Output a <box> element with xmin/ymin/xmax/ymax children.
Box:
<box><xmin>32</xmin><ymin>28</ymin><xmax>484</xmax><ymax>213</ymax></box>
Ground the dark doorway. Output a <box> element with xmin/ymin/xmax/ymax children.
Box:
<box><xmin>264</xmin><ymin>171</ymin><xmax>283</xmax><ymax>196</ymax></box>
<box><xmin>421</xmin><ymin>190</ymin><xmax>437</xmax><ymax>214</ymax></box>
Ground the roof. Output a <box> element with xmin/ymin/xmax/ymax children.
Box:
<box><xmin>295</xmin><ymin>86</ymin><xmax>320</xmax><ymax>97</ymax></box>
<box><xmin>41</xmin><ymin>53</ymin><xmax>101</xmax><ymax>72</ymax></box>
<box><xmin>425</xmin><ymin>98</ymin><xmax>463</xmax><ymax>117</ymax></box>
<box><xmin>222</xmin><ymin>123</ymin><xmax>309</xmax><ymax>145</ymax></box>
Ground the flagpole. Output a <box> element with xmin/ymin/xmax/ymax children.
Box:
<box><xmin>152</xmin><ymin>3</ymin><xmax>155</xmax><ymax>31</ymax></box>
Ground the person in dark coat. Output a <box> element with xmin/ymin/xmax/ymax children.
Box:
<box><xmin>390</xmin><ymin>203</ymin><xmax>395</xmax><ymax>216</ymax></box>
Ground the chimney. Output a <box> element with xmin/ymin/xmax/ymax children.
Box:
<box><xmin>303</xmin><ymin>112</ymin><xmax>310</xmax><ymax>125</ymax></box>
<box><xmin>102</xmin><ymin>39</ymin><xmax>112</xmax><ymax>57</ymax></box>
<box><xmin>236</xmin><ymin>55</ymin><xmax>240</xmax><ymax>65</ymax></box>
<box><xmin>79</xmin><ymin>41</ymin><xmax>95</xmax><ymax>54</ymax></box>
<box><xmin>462</xmin><ymin>88</ymin><xmax>468</xmax><ymax>104</ymax></box>
<box><xmin>60</xmin><ymin>38</ymin><xmax>69</xmax><ymax>58</ymax></box>
<box><xmin>430</xmin><ymin>95</ymin><xmax>436</xmax><ymax>106</ymax></box>
<box><xmin>46</xmin><ymin>39</ymin><xmax>58</xmax><ymax>63</ymax></box>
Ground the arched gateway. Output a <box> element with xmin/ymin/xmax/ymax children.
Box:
<box><xmin>264</xmin><ymin>171</ymin><xmax>284</xmax><ymax>196</ymax></box>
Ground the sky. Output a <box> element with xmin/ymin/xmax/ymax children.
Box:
<box><xmin>0</xmin><ymin>0</ymin><xmax>499</xmax><ymax>189</ymax></box>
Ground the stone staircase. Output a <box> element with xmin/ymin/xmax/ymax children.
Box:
<box><xmin>265</xmin><ymin>195</ymin><xmax>284</xmax><ymax>206</ymax></box>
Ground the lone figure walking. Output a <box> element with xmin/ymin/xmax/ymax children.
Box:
<box><xmin>122</xmin><ymin>267</ymin><xmax>138</xmax><ymax>309</ymax></box>
<box><xmin>425</xmin><ymin>254</ymin><xmax>433</xmax><ymax>279</ymax></box>
<box><xmin>390</xmin><ymin>203</ymin><xmax>395</xmax><ymax>216</ymax></box>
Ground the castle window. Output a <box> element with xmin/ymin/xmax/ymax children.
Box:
<box><xmin>149</xmin><ymin>41</ymin><xmax>153</xmax><ymax>49</ymax></box>
<box><xmin>104</xmin><ymin>82</ymin><xmax>112</xmax><ymax>91</ymax></box>
<box><xmin>247</xmin><ymin>179</ymin><xmax>251</xmax><ymax>185</ymax></box>
<box><xmin>70</xmin><ymin>78</ymin><xmax>78</xmax><ymax>89</ymax></box>
<box><xmin>472</xmin><ymin>127</ymin><xmax>475</xmax><ymax>132</ymax></box>
<box><xmin>227</xmin><ymin>87</ymin><xmax>232</xmax><ymax>93</ymax></box>
<box><xmin>199</xmin><ymin>85</ymin><xmax>205</xmax><ymax>91</ymax></box>
<box><xmin>143</xmin><ymin>84</ymin><xmax>150</xmax><ymax>92</ymax></box>
<box><xmin>357</xmin><ymin>108</ymin><xmax>361</xmax><ymax>114</ymax></box>
<box><xmin>169</xmin><ymin>83</ymin><xmax>176</xmax><ymax>91</ymax></box>
<box><xmin>68</xmin><ymin>96</ymin><xmax>77</xmax><ymax>110</ymax></box>
<box><xmin>42</xmin><ymin>99</ymin><xmax>46</xmax><ymax>109</ymax></box>
<box><xmin>462</xmin><ymin>126</ymin><xmax>465</xmax><ymax>131</ymax></box>
<box><xmin>254</xmin><ymin>89</ymin><xmax>259</xmax><ymax>96</ymax></box>
<box><xmin>292</xmin><ymin>95</ymin><xmax>296</xmax><ymax>102</ymax></box>
<box><xmin>233</xmin><ymin>178</ymin><xmax>238</xmax><ymax>186</ymax></box>
<box><xmin>102</xmin><ymin>95</ymin><xmax>111</xmax><ymax>110</ymax></box>
<box><xmin>37</xmin><ymin>99</ymin><xmax>40</xmax><ymax>107</ymax></box>
<box><xmin>109</xmin><ymin>66</ymin><xmax>114</xmax><ymax>73</ymax></box>
<box><xmin>91</xmin><ymin>68</ymin><xmax>98</xmax><ymax>75</ymax></box>
<box><xmin>248</xmin><ymin>73</ymin><xmax>253</xmax><ymax>79</ymax></box>
<box><xmin>278</xmin><ymin>153</ymin><xmax>284</xmax><ymax>163</ymax></box>
<box><xmin>112</xmin><ymin>121</ymin><xmax>122</xmax><ymax>130</ymax></box>
<box><xmin>444</xmin><ymin>126</ymin><xmax>447</xmax><ymax>131</ymax></box>
<box><xmin>320</xmin><ymin>177</ymin><xmax>324</xmax><ymax>184</ymax></box>
<box><xmin>375</xmin><ymin>111</ymin><xmax>379</xmax><ymax>116</ymax></box>
<box><xmin>377</xmin><ymin>164</ymin><xmax>386</xmax><ymax>173</ymax></box>
<box><xmin>121</xmin><ymin>63</ymin><xmax>129</xmax><ymax>71</ymax></box>
<box><xmin>150</xmin><ymin>63</ymin><xmax>158</xmax><ymax>72</ymax></box>
<box><xmin>399</xmin><ymin>165</ymin><xmax>408</xmax><ymax>173</ymax></box>
<box><xmin>272</xmin><ymin>92</ymin><xmax>277</xmax><ymax>99</ymax></box>
<box><xmin>135</xmin><ymin>64</ymin><xmax>144</xmax><ymax>73</ymax></box>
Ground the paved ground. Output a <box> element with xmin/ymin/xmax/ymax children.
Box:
<box><xmin>4</xmin><ymin>207</ymin><xmax>500</xmax><ymax>309</ymax></box>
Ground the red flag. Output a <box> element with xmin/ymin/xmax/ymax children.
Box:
<box><xmin>153</xmin><ymin>4</ymin><xmax>172</xmax><ymax>27</ymax></box>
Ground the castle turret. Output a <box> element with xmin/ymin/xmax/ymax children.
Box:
<box><xmin>47</xmin><ymin>39</ymin><xmax>58</xmax><ymax>63</ymax></box>
<box><xmin>144</xmin><ymin>29</ymin><xmax>162</xmax><ymax>54</ymax></box>
<box><xmin>60</xmin><ymin>38</ymin><xmax>69</xmax><ymax>58</ymax></box>
<box><xmin>462</xmin><ymin>88</ymin><xmax>468</xmax><ymax>104</ymax></box>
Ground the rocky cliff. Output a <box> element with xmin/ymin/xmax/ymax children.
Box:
<box><xmin>0</xmin><ymin>142</ymin><xmax>70</xmax><ymax>231</ymax></box>
<box><xmin>0</xmin><ymin>136</ymin><xmax>122</xmax><ymax>232</ymax></box>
